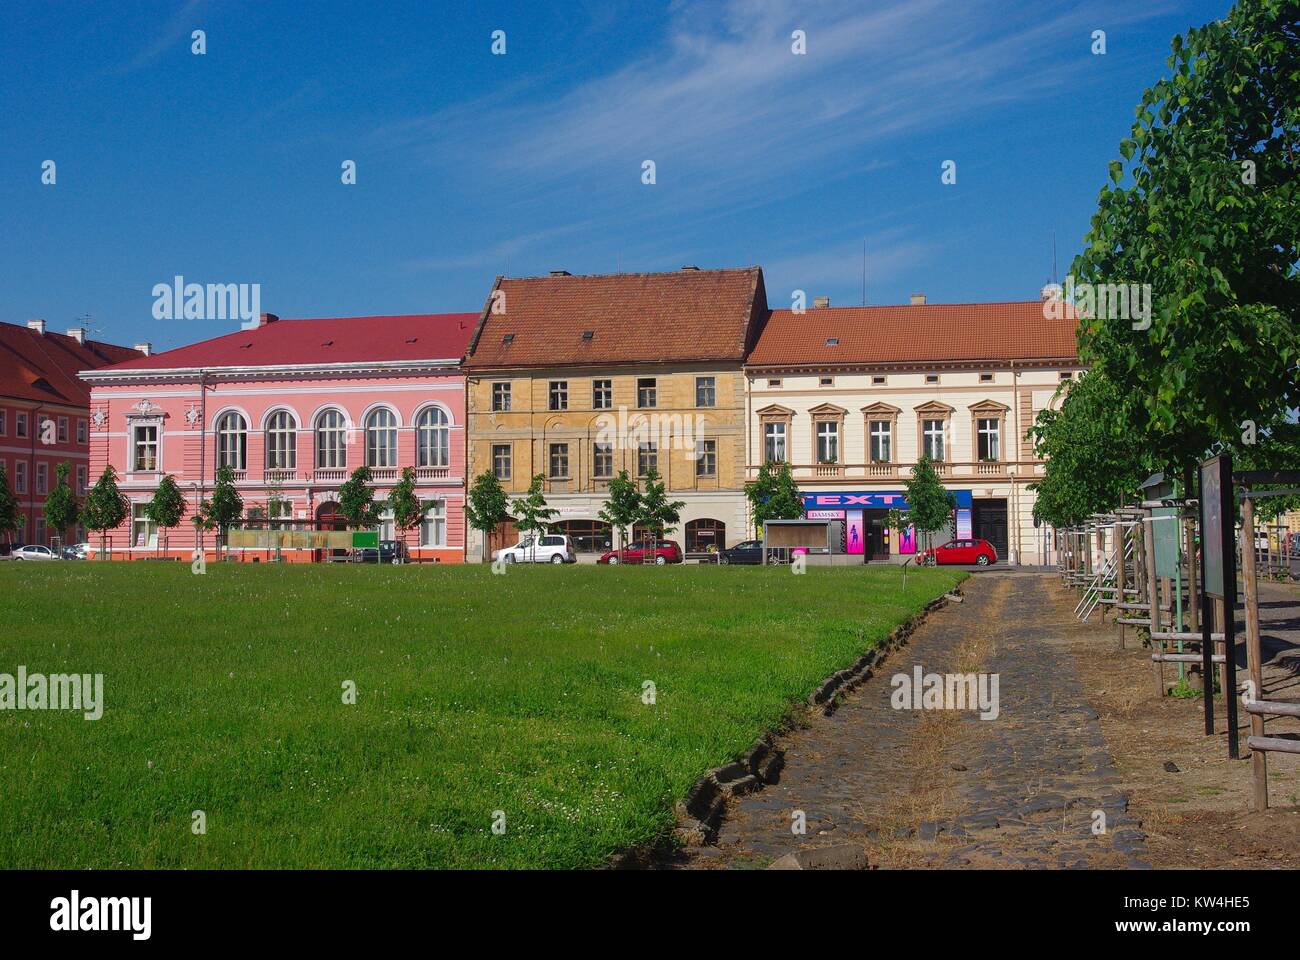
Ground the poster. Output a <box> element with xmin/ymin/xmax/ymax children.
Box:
<box><xmin>845</xmin><ymin>510</ymin><xmax>864</xmax><ymax>555</ymax></box>
<box><xmin>898</xmin><ymin>524</ymin><xmax>916</xmax><ymax>555</ymax></box>
<box><xmin>956</xmin><ymin>508</ymin><xmax>972</xmax><ymax>540</ymax></box>
<box><xmin>1200</xmin><ymin>455</ymin><xmax>1228</xmax><ymax>598</ymax></box>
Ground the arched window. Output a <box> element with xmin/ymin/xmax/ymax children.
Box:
<box><xmin>417</xmin><ymin>407</ymin><xmax>450</xmax><ymax>468</ymax></box>
<box><xmin>216</xmin><ymin>412</ymin><xmax>247</xmax><ymax>471</ymax></box>
<box><xmin>315</xmin><ymin>410</ymin><xmax>347</xmax><ymax>469</ymax></box>
<box><xmin>265</xmin><ymin>410</ymin><xmax>296</xmax><ymax>470</ymax></box>
<box><xmin>366</xmin><ymin>409</ymin><xmax>397</xmax><ymax>468</ymax></box>
<box><xmin>686</xmin><ymin>518</ymin><xmax>725</xmax><ymax>553</ymax></box>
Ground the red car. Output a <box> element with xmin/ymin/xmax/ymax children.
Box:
<box><xmin>598</xmin><ymin>539</ymin><xmax>683</xmax><ymax>565</ymax></box>
<box><xmin>920</xmin><ymin>538</ymin><xmax>998</xmax><ymax>566</ymax></box>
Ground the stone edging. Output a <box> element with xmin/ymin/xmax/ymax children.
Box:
<box><xmin>608</xmin><ymin>585</ymin><xmax>959</xmax><ymax>866</ymax></box>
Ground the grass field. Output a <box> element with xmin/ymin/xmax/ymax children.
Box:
<box><xmin>0</xmin><ymin>562</ymin><xmax>962</xmax><ymax>869</ymax></box>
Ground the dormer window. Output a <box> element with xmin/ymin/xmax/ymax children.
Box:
<box><xmin>825</xmin><ymin>337</ymin><xmax>840</xmax><ymax>346</ymax></box>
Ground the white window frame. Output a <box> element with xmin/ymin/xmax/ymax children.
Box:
<box><xmin>365</xmin><ymin>409</ymin><xmax>397</xmax><ymax>468</ymax></box>
<box><xmin>315</xmin><ymin>410</ymin><xmax>347</xmax><ymax>469</ymax></box>
<box><xmin>869</xmin><ymin>421</ymin><xmax>892</xmax><ymax>463</ymax></box>
<box><xmin>764</xmin><ymin>422</ymin><xmax>786</xmax><ymax>463</ymax></box>
<box><xmin>417</xmin><ymin>407</ymin><xmax>450</xmax><ymax>468</ymax></box>
<box><xmin>420</xmin><ymin>499</ymin><xmax>446</xmax><ymax>547</ymax></box>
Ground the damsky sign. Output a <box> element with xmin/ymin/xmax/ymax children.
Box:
<box><xmin>801</xmin><ymin>490</ymin><xmax>974</xmax><ymax>510</ymax></box>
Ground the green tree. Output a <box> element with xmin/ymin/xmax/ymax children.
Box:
<box><xmin>43</xmin><ymin>461</ymin><xmax>79</xmax><ymax>547</ymax></box>
<box><xmin>144</xmin><ymin>474</ymin><xmax>187</xmax><ymax>557</ymax></box>
<box><xmin>386</xmin><ymin>467</ymin><xmax>429</xmax><ymax>563</ymax></box>
<box><xmin>337</xmin><ymin>466</ymin><xmax>381</xmax><ymax>530</ymax></box>
<box><xmin>510</xmin><ymin>474</ymin><xmax>557</xmax><ymax>562</ymax></box>
<box><xmin>745</xmin><ymin>461</ymin><xmax>804</xmax><ymax>536</ymax></box>
<box><xmin>0</xmin><ymin>464</ymin><xmax>20</xmax><ymax>546</ymax></box>
<box><xmin>204</xmin><ymin>464</ymin><xmax>245</xmax><ymax>557</ymax></box>
<box><xmin>80</xmin><ymin>465</ymin><xmax>129</xmax><ymax>558</ymax></box>
<box><xmin>1066</xmin><ymin>0</ymin><xmax>1299</xmax><ymax>477</ymax></box>
<box><xmin>465</xmin><ymin>471</ymin><xmax>511</xmax><ymax>562</ymax></box>
<box><xmin>598</xmin><ymin>469</ymin><xmax>641</xmax><ymax>562</ymax></box>
<box><xmin>904</xmin><ymin>456</ymin><xmax>956</xmax><ymax>556</ymax></box>
<box><xmin>634</xmin><ymin>468</ymin><xmax>686</xmax><ymax>562</ymax></box>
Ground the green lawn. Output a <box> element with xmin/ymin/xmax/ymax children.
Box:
<box><xmin>0</xmin><ymin>562</ymin><xmax>961</xmax><ymax>869</ymax></box>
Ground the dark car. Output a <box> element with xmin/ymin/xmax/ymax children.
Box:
<box><xmin>719</xmin><ymin>539</ymin><xmax>765</xmax><ymax>564</ymax></box>
<box><xmin>920</xmin><ymin>538</ymin><xmax>998</xmax><ymax>566</ymax></box>
<box><xmin>356</xmin><ymin>539</ymin><xmax>403</xmax><ymax>564</ymax></box>
<box><xmin>598</xmin><ymin>539</ymin><xmax>683</xmax><ymax>565</ymax></box>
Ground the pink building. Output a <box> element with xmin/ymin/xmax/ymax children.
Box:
<box><xmin>81</xmin><ymin>312</ymin><xmax>476</xmax><ymax>562</ymax></box>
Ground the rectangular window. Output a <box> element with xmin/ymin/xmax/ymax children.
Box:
<box><xmin>977</xmin><ymin>418</ymin><xmax>1001</xmax><ymax>461</ymax></box>
<box><xmin>637</xmin><ymin>442</ymin><xmax>658</xmax><ymax>477</ymax></box>
<box><xmin>133</xmin><ymin>424</ymin><xmax>159</xmax><ymax>471</ymax></box>
<box><xmin>0</xmin><ymin>410</ymin><xmax>6</xmax><ymax>436</ymax></box>
<box><xmin>420</xmin><ymin>500</ymin><xmax>446</xmax><ymax>547</ymax></box>
<box><xmin>593</xmin><ymin>443</ymin><xmax>613</xmax><ymax>479</ymax></box>
<box><xmin>869</xmin><ymin>421</ymin><xmax>892</xmax><ymax>462</ymax></box>
<box><xmin>76</xmin><ymin>464</ymin><xmax>87</xmax><ymax>495</ymax></box>
<box><xmin>548</xmin><ymin>443</ymin><xmax>569</xmax><ymax>479</ymax></box>
<box><xmin>1059</xmin><ymin>370</ymin><xmax>1073</xmax><ymax>381</ymax></box>
<box><xmin>36</xmin><ymin>462</ymin><xmax>48</xmax><ymax>494</ymax></box>
<box><xmin>764</xmin><ymin>422</ymin><xmax>786</xmax><ymax>463</ymax></box>
<box><xmin>268</xmin><ymin>499</ymin><xmax>294</xmax><ymax>528</ymax></box>
<box><xmin>548</xmin><ymin>381</ymin><xmax>568</xmax><ymax>411</ymax></box>
<box><xmin>925</xmin><ymin>374</ymin><xmax>939</xmax><ymax>384</ymax></box>
<box><xmin>492</xmin><ymin>444</ymin><xmax>512</xmax><ymax>481</ymax></box>
<box><xmin>36</xmin><ymin>517</ymin><xmax>46</xmax><ymax>546</ymax></box>
<box><xmin>131</xmin><ymin>503</ymin><xmax>156</xmax><ymax>548</ymax></box>
<box><xmin>979</xmin><ymin>373</ymin><xmax>994</xmax><ymax>383</ymax></box>
<box><xmin>16</xmin><ymin>412</ymin><xmax>28</xmax><ymax>438</ymax></box>
<box><xmin>871</xmin><ymin>375</ymin><xmax>886</xmax><ymax>385</ymax></box>
<box><xmin>592</xmin><ymin>379</ymin><xmax>612</xmax><ymax>410</ymax></box>
<box><xmin>820</xmin><ymin>377</ymin><xmax>834</xmax><ymax>387</ymax></box>
<box><xmin>695</xmin><ymin>376</ymin><xmax>715</xmax><ymax>408</ymax></box>
<box><xmin>492</xmin><ymin>382</ymin><xmax>511</xmax><ymax>412</ymax></box>
<box><xmin>695</xmin><ymin>439</ymin><xmax>716</xmax><ymax>477</ymax></box>
<box><xmin>637</xmin><ymin>378</ymin><xmax>657</xmax><ymax>409</ymax></box>
<box><xmin>77</xmin><ymin>418</ymin><xmax>87</xmax><ymax>444</ymax></box>
<box><xmin>923</xmin><ymin>419</ymin><xmax>946</xmax><ymax>460</ymax></box>
<box><xmin>15</xmin><ymin>462</ymin><xmax>26</xmax><ymax>494</ymax></box>
<box><xmin>57</xmin><ymin>417</ymin><xmax>68</xmax><ymax>443</ymax></box>
<box><xmin>816</xmin><ymin>422</ymin><xmax>839</xmax><ymax>463</ymax></box>
<box><xmin>767</xmin><ymin>378</ymin><xmax>782</xmax><ymax>388</ymax></box>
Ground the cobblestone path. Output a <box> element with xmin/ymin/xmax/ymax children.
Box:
<box><xmin>682</xmin><ymin>573</ymin><xmax>1150</xmax><ymax>869</ymax></box>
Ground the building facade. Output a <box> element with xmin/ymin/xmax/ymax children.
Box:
<box><xmin>744</xmin><ymin>296</ymin><xmax>1080</xmax><ymax>565</ymax></box>
<box><xmin>0</xmin><ymin>319</ymin><xmax>143</xmax><ymax>549</ymax></box>
<box><xmin>463</xmin><ymin>268</ymin><xmax>767</xmax><ymax>559</ymax></box>
<box><xmin>82</xmin><ymin>312</ymin><xmax>475</xmax><ymax>561</ymax></box>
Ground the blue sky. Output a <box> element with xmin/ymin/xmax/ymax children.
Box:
<box><xmin>1</xmin><ymin>0</ymin><xmax>1231</xmax><ymax>353</ymax></box>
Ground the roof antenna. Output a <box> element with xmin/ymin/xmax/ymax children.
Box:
<box><xmin>861</xmin><ymin>238</ymin><xmax>867</xmax><ymax>307</ymax></box>
<box><xmin>1051</xmin><ymin>231</ymin><xmax>1058</xmax><ymax>285</ymax></box>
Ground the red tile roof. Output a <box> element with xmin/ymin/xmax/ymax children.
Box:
<box><xmin>0</xmin><ymin>322</ymin><xmax>142</xmax><ymax>406</ymax></box>
<box><xmin>89</xmin><ymin>313</ymin><xmax>479</xmax><ymax>374</ymax></box>
<box><xmin>464</xmin><ymin>268</ymin><xmax>766</xmax><ymax>369</ymax></box>
<box><xmin>746</xmin><ymin>301</ymin><xmax>1081</xmax><ymax>368</ymax></box>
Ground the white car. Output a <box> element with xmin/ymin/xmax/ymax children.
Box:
<box><xmin>493</xmin><ymin>534</ymin><xmax>576</xmax><ymax>565</ymax></box>
<box><xmin>13</xmin><ymin>545</ymin><xmax>58</xmax><ymax>561</ymax></box>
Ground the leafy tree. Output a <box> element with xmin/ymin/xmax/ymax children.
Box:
<box><xmin>43</xmin><ymin>461</ymin><xmax>79</xmax><ymax>546</ymax></box>
<box><xmin>204</xmin><ymin>464</ymin><xmax>245</xmax><ymax>556</ymax></box>
<box><xmin>386</xmin><ymin>467</ymin><xmax>429</xmax><ymax>562</ymax></box>
<box><xmin>510</xmin><ymin>474</ymin><xmax>557</xmax><ymax>562</ymax></box>
<box><xmin>635</xmin><ymin>468</ymin><xmax>686</xmax><ymax>562</ymax></box>
<box><xmin>598</xmin><ymin>469</ymin><xmax>641</xmax><ymax>562</ymax></box>
<box><xmin>745</xmin><ymin>461</ymin><xmax>804</xmax><ymax>536</ymax></box>
<box><xmin>1027</xmin><ymin>371</ymin><xmax>1155</xmax><ymax>527</ymax></box>
<box><xmin>80</xmin><ymin>466</ymin><xmax>129</xmax><ymax>558</ymax></box>
<box><xmin>904</xmin><ymin>456</ymin><xmax>956</xmax><ymax>556</ymax></box>
<box><xmin>144</xmin><ymin>474</ymin><xmax>186</xmax><ymax>557</ymax></box>
<box><xmin>337</xmin><ymin>466</ymin><xmax>380</xmax><ymax>530</ymax></box>
<box><xmin>0</xmin><ymin>465</ymin><xmax>20</xmax><ymax>546</ymax></box>
<box><xmin>1065</xmin><ymin>0</ymin><xmax>1299</xmax><ymax>477</ymax></box>
<box><xmin>465</xmin><ymin>471</ymin><xmax>511</xmax><ymax>561</ymax></box>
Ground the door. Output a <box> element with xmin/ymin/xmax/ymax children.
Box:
<box><xmin>862</xmin><ymin>510</ymin><xmax>889</xmax><ymax>561</ymax></box>
<box><xmin>972</xmin><ymin>499</ymin><xmax>1008</xmax><ymax>560</ymax></box>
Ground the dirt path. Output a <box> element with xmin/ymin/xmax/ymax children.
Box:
<box><xmin>680</xmin><ymin>573</ymin><xmax>1300</xmax><ymax>870</ymax></box>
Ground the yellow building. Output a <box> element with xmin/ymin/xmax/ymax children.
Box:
<box><xmin>463</xmin><ymin>267</ymin><xmax>767</xmax><ymax>559</ymax></box>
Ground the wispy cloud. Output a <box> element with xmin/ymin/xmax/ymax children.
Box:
<box><xmin>114</xmin><ymin>0</ymin><xmax>207</xmax><ymax>75</ymax></box>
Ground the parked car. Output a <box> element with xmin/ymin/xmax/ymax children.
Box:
<box><xmin>12</xmin><ymin>545</ymin><xmax>58</xmax><ymax>561</ymax></box>
<box><xmin>354</xmin><ymin>539</ymin><xmax>403</xmax><ymax>564</ymax></box>
<box><xmin>920</xmin><ymin>538</ymin><xmax>998</xmax><ymax>566</ymax></box>
<box><xmin>718</xmin><ymin>539</ymin><xmax>766</xmax><ymax>565</ymax></box>
<box><xmin>61</xmin><ymin>543</ymin><xmax>91</xmax><ymax>560</ymax></box>
<box><xmin>598</xmin><ymin>539</ymin><xmax>683</xmax><ymax>565</ymax></box>
<box><xmin>494</xmin><ymin>534</ymin><xmax>576</xmax><ymax>564</ymax></box>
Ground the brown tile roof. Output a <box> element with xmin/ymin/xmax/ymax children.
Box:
<box><xmin>746</xmin><ymin>300</ymin><xmax>1081</xmax><ymax>368</ymax></box>
<box><xmin>0</xmin><ymin>322</ymin><xmax>142</xmax><ymax>406</ymax></box>
<box><xmin>464</xmin><ymin>267</ymin><xmax>766</xmax><ymax>369</ymax></box>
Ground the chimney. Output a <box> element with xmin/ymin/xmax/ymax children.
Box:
<box><xmin>1041</xmin><ymin>283</ymin><xmax>1061</xmax><ymax>301</ymax></box>
<box><xmin>910</xmin><ymin>293</ymin><xmax>926</xmax><ymax>306</ymax></box>
<box><xmin>66</xmin><ymin>327</ymin><xmax>86</xmax><ymax>344</ymax></box>
<box><xmin>549</xmin><ymin>270</ymin><xmax>571</xmax><ymax>277</ymax></box>
<box><xmin>813</xmin><ymin>296</ymin><xmax>831</xmax><ymax>308</ymax></box>
<box><xmin>260</xmin><ymin>312</ymin><xmax>279</xmax><ymax>326</ymax></box>
<box><xmin>26</xmin><ymin>319</ymin><xmax>45</xmax><ymax>335</ymax></box>
<box><xmin>133</xmin><ymin>342</ymin><xmax>152</xmax><ymax>357</ymax></box>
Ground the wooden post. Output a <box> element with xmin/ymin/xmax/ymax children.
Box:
<box><xmin>1241</xmin><ymin>495</ymin><xmax>1267</xmax><ymax>809</ymax></box>
<box><xmin>1185</xmin><ymin>513</ymin><xmax>1199</xmax><ymax>632</ymax></box>
<box><xmin>1114</xmin><ymin>519</ymin><xmax>1126</xmax><ymax>649</ymax></box>
<box><xmin>1144</xmin><ymin>513</ymin><xmax>1163</xmax><ymax>697</ymax></box>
